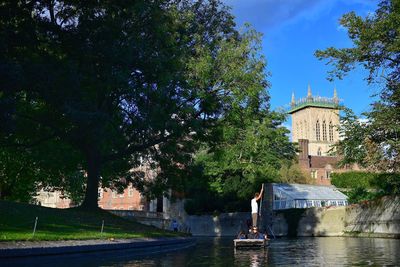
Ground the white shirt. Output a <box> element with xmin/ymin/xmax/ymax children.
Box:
<box><xmin>251</xmin><ymin>198</ymin><xmax>258</xmax><ymax>214</ymax></box>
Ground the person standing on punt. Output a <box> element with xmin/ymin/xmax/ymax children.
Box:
<box><xmin>251</xmin><ymin>184</ymin><xmax>264</xmax><ymax>228</ymax></box>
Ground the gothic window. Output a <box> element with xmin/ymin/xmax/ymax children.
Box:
<box><xmin>300</xmin><ymin>122</ymin><xmax>303</xmax><ymax>138</ymax></box>
<box><xmin>317</xmin><ymin>147</ymin><xmax>322</xmax><ymax>156</ymax></box>
<box><xmin>322</xmin><ymin>120</ymin><xmax>327</xmax><ymax>141</ymax></box>
<box><xmin>329</xmin><ymin>121</ymin><xmax>334</xmax><ymax>141</ymax></box>
<box><xmin>304</xmin><ymin>120</ymin><xmax>308</xmax><ymax>139</ymax></box>
<box><xmin>316</xmin><ymin>120</ymin><xmax>320</xmax><ymax>141</ymax></box>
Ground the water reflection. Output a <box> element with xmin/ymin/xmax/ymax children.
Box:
<box><xmin>234</xmin><ymin>247</ymin><xmax>268</xmax><ymax>267</ymax></box>
<box><xmin>1</xmin><ymin>237</ymin><xmax>399</xmax><ymax>266</ymax></box>
<box><xmin>268</xmin><ymin>237</ymin><xmax>400</xmax><ymax>266</ymax></box>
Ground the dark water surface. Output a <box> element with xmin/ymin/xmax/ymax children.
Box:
<box><xmin>3</xmin><ymin>237</ymin><xmax>400</xmax><ymax>266</ymax></box>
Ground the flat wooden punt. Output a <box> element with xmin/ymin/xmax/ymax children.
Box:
<box><xmin>233</xmin><ymin>239</ymin><xmax>267</xmax><ymax>248</ymax></box>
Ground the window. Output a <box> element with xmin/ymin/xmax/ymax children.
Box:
<box><xmin>322</xmin><ymin>120</ymin><xmax>327</xmax><ymax>141</ymax></box>
<box><xmin>317</xmin><ymin>147</ymin><xmax>322</xmax><ymax>156</ymax></box>
<box><xmin>316</xmin><ymin>120</ymin><xmax>320</xmax><ymax>141</ymax></box>
<box><xmin>112</xmin><ymin>191</ymin><xmax>117</xmax><ymax>198</ymax></box>
<box><xmin>98</xmin><ymin>188</ymin><xmax>103</xmax><ymax>199</ymax></box>
<box><xmin>300</xmin><ymin>122</ymin><xmax>303</xmax><ymax>138</ymax></box>
<box><xmin>304</xmin><ymin>120</ymin><xmax>308</xmax><ymax>139</ymax></box>
<box><xmin>311</xmin><ymin>170</ymin><xmax>317</xmax><ymax>179</ymax></box>
<box><xmin>128</xmin><ymin>188</ymin><xmax>134</xmax><ymax>197</ymax></box>
<box><xmin>329</xmin><ymin>122</ymin><xmax>334</xmax><ymax>142</ymax></box>
<box><xmin>326</xmin><ymin>170</ymin><xmax>332</xmax><ymax>179</ymax></box>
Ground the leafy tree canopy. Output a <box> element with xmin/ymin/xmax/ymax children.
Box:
<box><xmin>184</xmin><ymin>30</ymin><xmax>296</xmax><ymax>212</ymax></box>
<box><xmin>315</xmin><ymin>0</ymin><xmax>400</xmax><ymax>172</ymax></box>
<box><xmin>0</xmin><ymin>0</ymin><xmax>282</xmax><ymax>208</ymax></box>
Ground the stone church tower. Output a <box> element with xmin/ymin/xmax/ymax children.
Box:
<box><xmin>289</xmin><ymin>85</ymin><xmax>341</xmax><ymax>185</ymax></box>
<box><xmin>289</xmin><ymin>85</ymin><xmax>340</xmax><ymax>156</ymax></box>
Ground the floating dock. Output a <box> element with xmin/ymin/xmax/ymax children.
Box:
<box><xmin>233</xmin><ymin>239</ymin><xmax>268</xmax><ymax>248</ymax></box>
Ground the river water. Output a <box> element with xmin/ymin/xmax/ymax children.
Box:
<box><xmin>3</xmin><ymin>237</ymin><xmax>400</xmax><ymax>266</ymax></box>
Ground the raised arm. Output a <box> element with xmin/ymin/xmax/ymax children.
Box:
<box><xmin>256</xmin><ymin>184</ymin><xmax>264</xmax><ymax>201</ymax></box>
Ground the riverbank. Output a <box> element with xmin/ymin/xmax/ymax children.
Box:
<box><xmin>0</xmin><ymin>237</ymin><xmax>196</xmax><ymax>258</ymax></box>
<box><xmin>0</xmin><ymin>201</ymin><xmax>184</xmax><ymax>241</ymax></box>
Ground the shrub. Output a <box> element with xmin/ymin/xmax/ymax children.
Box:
<box><xmin>331</xmin><ymin>171</ymin><xmax>375</xmax><ymax>189</ymax></box>
<box><xmin>370</xmin><ymin>173</ymin><xmax>400</xmax><ymax>196</ymax></box>
<box><xmin>332</xmin><ymin>172</ymin><xmax>400</xmax><ymax>204</ymax></box>
<box><xmin>346</xmin><ymin>187</ymin><xmax>376</xmax><ymax>204</ymax></box>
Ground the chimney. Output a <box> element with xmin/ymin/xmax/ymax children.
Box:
<box><xmin>298</xmin><ymin>139</ymin><xmax>309</xmax><ymax>159</ymax></box>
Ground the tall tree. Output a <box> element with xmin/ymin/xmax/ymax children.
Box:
<box><xmin>0</xmin><ymin>0</ymin><xmax>275</xmax><ymax>208</ymax></box>
<box><xmin>184</xmin><ymin>28</ymin><xmax>295</xmax><ymax>212</ymax></box>
<box><xmin>315</xmin><ymin>0</ymin><xmax>400</xmax><ymax>172</ymax></box>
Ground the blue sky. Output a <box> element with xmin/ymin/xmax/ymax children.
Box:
<box><xmin>224</xmin><ymin>0</ymin><xmax>379</xmax><ymax>118</ymax></box>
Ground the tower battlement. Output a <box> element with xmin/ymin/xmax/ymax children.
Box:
<box><xmin>289</xmin><ymin>85</ymin><xmax>341</xmax><ymax>114</ymax></box>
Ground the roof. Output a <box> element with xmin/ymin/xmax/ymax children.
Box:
<box><xmin>309</xmin><ymin>156</ymin><xmax>339</xmax><ymax>168</ymax></box>
<box><xmin>288</xmin><ymin>102</ymin><xmax>340</xmax><ymax>114</ymax></box>
<box><xmin>272</xmin><ymin>183</ymin><xmax>347</xmax><ymax>200</ymax></box>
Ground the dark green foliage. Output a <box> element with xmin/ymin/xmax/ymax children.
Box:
<box><xmin>334</xmin><ymin>109</ymin><xmax>369</xmax><ymax>168</ymax></box>
<box><xmin>345</xmin><ymin>187</ymin><xmax>376</xmax><ymax>204</ymax></box>
<box><xmin>1</xmin><ymin>0</ymin><xmax>274</xmax><ymax>208</ymax></box>
<box><xmin>331</xmin><ymin>172</ymin><xmax>375</xmax><ymax>189</ymax></box>
<box><xmin>331</xmin><ymin>171</ymin><xmax>400</xmax><ymax>203</ymax></box>
<box><xmin>184</xmin><ymin>111</ymin><xmax>295</xmax><ymax>214</ymax></box>
<box><xmin>370</xmin><ymin>173</ymin><xmax>400</xmax><ymax>196</ymax></box>
<box><xmin>0</xmin><ymin>140</ymin><xmax>84</xmax><ymax>203</ymax></box>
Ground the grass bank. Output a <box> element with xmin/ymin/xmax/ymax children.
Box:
<box><xmin>0</xmin><ymin>201</ymin><xmax>182</xmax><ymax>241</ymax></box>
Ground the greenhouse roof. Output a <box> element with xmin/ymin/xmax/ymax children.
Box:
<box><xmin>272</xmin><ymin>183</ymin><xmax>347</xmax><ymax>200</ymax></box>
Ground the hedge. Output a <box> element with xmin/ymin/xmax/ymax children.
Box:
<box><xmin>331</xmin><ymin>172</ymin><xmax>400</xmax><ymax>204</ymax></box>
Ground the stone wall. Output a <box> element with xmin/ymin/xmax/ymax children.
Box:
<box><xmin>110</xmin><ymin>209</ymin><xmax>250</xmax><ymax>236</ymax></box>
<box><xmin>110</xmin><ymin>196</ymin><xmax>399</xmax><ymax>238</ymax></box>
<box><xmin>344</xmin><ymin>196</ymin><xmax>400</xmax><ymax>238</ymax></box>
<box><xmin>108</xmin><ymin>210</ymin><xmax>170</xmax><ymax>230</ymax></box>
<box><xmin>272</xmin><ymin>196</ymin><xmax>400</xmax><ymax>238</ymax></box>
<box><xmin>297</xmin><ymin>206</ymin><xmax>346</xmax><ymax>236</ymax></box>
<box><xmin>186</xmin><ymin>212</ymin><xmax>249</xmax><ymax>237</ymax></box>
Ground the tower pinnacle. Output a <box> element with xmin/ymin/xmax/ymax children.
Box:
<box><xmin>333</xmin><ymin>86</ymin><xmax>338</xmax><ymax>104</ymax></box>
<box><xmin>307</xmin><ymin>84</ymin><xmax>312</xmax><ymax>100</ymax></box>
<box><xmin>291</xmin><ymin>92</ymin><xmax>295</xmax><ymax>106</ymax></box>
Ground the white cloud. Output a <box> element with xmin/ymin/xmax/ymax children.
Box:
<box><xmin>223</xmin><ymin>0</ymin><xmax>378</xmax><ymax>30</ymax></box>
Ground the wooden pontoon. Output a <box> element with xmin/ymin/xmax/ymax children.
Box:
<box><xmin>233</xmin><ymin>239</ymin><xmax>268</xmax><ymax>248</ymax></box>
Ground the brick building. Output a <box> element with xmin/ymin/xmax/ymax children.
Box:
<box><xmin>97</xmin><ymin>185</ymin><xmax>145</xmax><ymax>210</ymax></box>
<box><xmin>36</xmin><ymin>164</ymin><xmax>168</xmax><ymax>212</ymax></box>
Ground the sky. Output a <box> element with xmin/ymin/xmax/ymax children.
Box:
<box><xmin>224</xmin><ymin>0</ymin><xmax>380</xmax><ymax>119</ymax></box>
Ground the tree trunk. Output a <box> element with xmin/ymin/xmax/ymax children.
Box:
<box><xmin>80</xmin><ymin>149</ymin><xmax>101</xmax><ymax>209</ymax></box>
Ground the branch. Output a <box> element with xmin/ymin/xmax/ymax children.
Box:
<box><xmin>1</xmin><ymin>133</ymin><xmax>58</xmax><ymax>149</ymax></box>
<box><xmin>48</xmin><ymin>0</ymin><xmax>56</xmax><ymax>24</ymax></box>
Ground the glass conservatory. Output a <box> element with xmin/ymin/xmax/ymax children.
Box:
<box><xmin>272</xmin><ymin>183</ymin><xmax>348</xmax><ymax>210</ymax></box>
